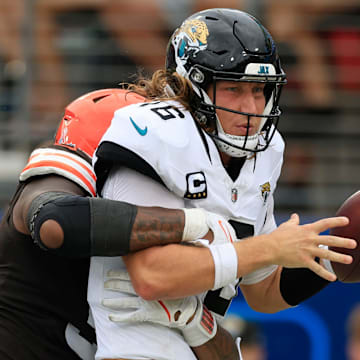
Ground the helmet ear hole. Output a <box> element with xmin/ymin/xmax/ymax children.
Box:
<box><xmin>190</xmin><ymin>69</ymin><xmax>205</xmax><ymax>84</ymax></box>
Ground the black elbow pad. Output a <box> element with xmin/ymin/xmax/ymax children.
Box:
<box><xmin>28</xmin><ymin>193</ymin><xmax>137</xmax><ymax>258</ymax></box>
<box><xmin>280</xmin><ymin>267</ymin><xmax>330</xmax><ymax>306</ymax></box>
<box><xmin>31</xmin><ymin>195</ymin><xmax>92</xmax><ymax>257</ymax></box>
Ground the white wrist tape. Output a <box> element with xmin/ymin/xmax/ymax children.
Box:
<box><xmin>182</xmin><ymin>208</ymin><xmax>209</xmax><ymax>242</ymax></box>
<box><xmin>182</xmin><ymin>301</ymin><xmax>217</xmax><ymax>347</ymax></box>
<box><xmin>208</xmin><ymin>243</ymin><xmax>238</xmax><ymax>290</ymax></box>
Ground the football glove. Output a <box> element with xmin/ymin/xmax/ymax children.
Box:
<box><xmin>184</xmin><ymin>209</ymin><xmax>237</xmax><ymax>247</ymax></box>
<box><xmin>103</xmin><ymin>275</ymin><xmax>217</xmax><ymax>347</ymax></box>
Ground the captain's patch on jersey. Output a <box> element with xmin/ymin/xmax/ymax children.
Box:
<box><xmin>260</xmin><ymin>181</ymin><xmax>271</xmax><ymax>204</ymax></box>
<box><xmin>184</xmin><ymin>171</ymin><xmax>207</xmax><ymax>199</ymax></box>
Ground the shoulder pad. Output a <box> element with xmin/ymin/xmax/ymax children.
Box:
<box><xmin>20</xmin><ymin>147</ymin><xmax>96</xmax><ymax>196</ymax></box>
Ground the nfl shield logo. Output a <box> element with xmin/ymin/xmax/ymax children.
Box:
<box><xmin>231</xmin><ymin>188</ymin><xmax>238</xmax><ymax>203</ymax></box>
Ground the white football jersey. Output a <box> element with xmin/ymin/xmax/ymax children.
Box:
<box><xmin>90</xmin><ymin>100</ymin><xmax>285</xmax><ymax>359</ymax></box>
<box><xmin>94</xmin><ymin>100</ymin><xmax>284</xmax><ymax>237</ymax></box>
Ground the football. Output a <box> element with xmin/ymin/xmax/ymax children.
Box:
<box><xmin>329</xmin><ymin>191</ymin><xmax>360</xmax><ymax>283</ymax></box>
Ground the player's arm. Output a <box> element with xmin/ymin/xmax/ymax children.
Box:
<box><xmin>235</xmin><ymin>198</ymin><xmax>333</xmax><ymax>313</ymax></box>
<box><xmin>13</xmin><ymin>174</ymin><xmax>211</xmax><ymax>257</ymax></box>
<box><xmin>124</xmin><ymin>213</ymin><xmax>355</xmax><ymax>302</ymax></box>
<box><xmin>191</xmin><ymin>327</ymin><xmax>241</xmax><ymax>360</ymax></box>
<box><xmin>239</xmin><ymin>209</ymin><xmax>355</xmax><ymax>313</ymax></box>
<box><xmin>240</xmin><ymin>267</ymin><xmax>289</xmax><ymax>313</ymax></box>
<box><xmin>240</xmin><ymin>263</ymin><xmax>332</xmax><ymax>313</ymax></box>
<box><xmin>13</xmin><ymin>175</ymin><xmax>87</xmax><ymax>235</ymax></box>
<box><xmin>98</xmin><ymin>164</ymin><xmax>355</xmax><ymax>302</ymax></box>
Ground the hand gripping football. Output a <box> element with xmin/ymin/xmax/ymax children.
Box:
<box><xmin>330</xmin><ymin>191</ymin><xmax>360</xmax><ymax>283</ymax></box>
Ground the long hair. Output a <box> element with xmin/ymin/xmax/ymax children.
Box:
<box><xmin>123</xmin><ymin>70</ymin><xmax>195</xmax><ymax>112</ymax></box>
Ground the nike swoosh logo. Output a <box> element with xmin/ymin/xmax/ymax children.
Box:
<box><xmin>130</xmin><ymin>117</ymin><xmax>148</xmax><ymax>136</ymax></box>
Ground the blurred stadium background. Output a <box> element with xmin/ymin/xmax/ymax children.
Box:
<box><xmin>0</xmin><ymin>1</ymin><xmax>359</xmax><ymax>359</ymax></box>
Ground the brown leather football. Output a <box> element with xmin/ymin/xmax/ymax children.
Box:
<box><xmin>330</xmin><ymin>191</ymin><xmax>360</xmax><ymax>283</ymax></box>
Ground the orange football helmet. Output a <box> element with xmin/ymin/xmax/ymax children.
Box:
<box><xmin>55</xmin><ymin>89</ymin><xmax>145</xmax><ymax>158</ymax></box>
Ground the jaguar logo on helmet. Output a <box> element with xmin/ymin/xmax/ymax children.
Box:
<box><xmin>174</xmin><ymin>19</ymin><xmax>209</xmax><ymax>60</ymax></box>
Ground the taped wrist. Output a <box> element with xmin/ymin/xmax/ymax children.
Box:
<box><xmin>182</xmin><ymin>300</ymin><xmax>217</xmax><ymax>347</ymax></box>
<box><xmin>28</xmin><ymin>192</ymin><xmax>137</xmax><ymax>258</ymax></box>
<box><xmin>208</xmin><ymin>243</ymin><xmax>238</xmax><ymax>290</ymax></box>
<box><xmin>182</xmin><ymin>208</ymin><xmax>209</xmax><ymax>241</ymax></box>
<box><xmin>280</xmin><ymin>267</ymin><xmax>330</xmax><ymax>306</ymax></box>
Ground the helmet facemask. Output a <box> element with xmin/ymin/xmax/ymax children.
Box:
<box><xmin>190</xmin><ymin>65</ymin><xmax>285</xmax><ymax>157</ymax></box>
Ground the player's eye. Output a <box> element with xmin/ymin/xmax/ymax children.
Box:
<box><xmin>225</xmin><ymin>86</ymin><xmax>239</xmax><ymax>92</ymax></box>
<box><xmin>253</xmin><ymin>85</ymin><xmax>265</xmax><ymax>94</ymax></box>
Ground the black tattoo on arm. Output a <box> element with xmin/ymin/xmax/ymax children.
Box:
<box><xmin>130</xmin><ymin>207</ymin><xmax>185</xmax><ymax>252</ymax></box>
<box><xmin>191</xmin><ymin>326</ymin><xmax>239</xmax><ymax>360</ymax></box>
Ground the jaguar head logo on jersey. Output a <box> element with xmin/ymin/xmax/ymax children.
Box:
<box><xmin>260</xmin><ymin>181</ymin><xmax>271</xmax><ymax>204</ymax></box>
<box><xmin>184</xmin><ymin>171</ymin><xmax>207</xmax><ymax>199</ymax></box>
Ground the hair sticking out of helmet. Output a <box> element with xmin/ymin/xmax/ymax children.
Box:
<box><xmin>54</xmin><ymin>89</ymin><xmax>145</xmax><ymax>158</ymax></box>
<box><xmin>166</xmin><ymin>8</ymin><xmax>287</xmax><ymax>158</ymax></box>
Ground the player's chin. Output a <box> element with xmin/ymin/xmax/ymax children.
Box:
<box><xmin>233</xmin><ymin>126</ymin><xmax>256</xmax><ymax>136</ymax></box>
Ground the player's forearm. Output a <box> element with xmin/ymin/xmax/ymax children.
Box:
<box><xmin>129</xmin><ymin>206</ymin><xmax>185</xmax><ymax>252</ymax></box>
<box><xmin>18</xmin><ymin>175</ymin><xmax>188</xmax><ymax>257</ymax></box>
<box><xmin>240</xmin><ymin>267</ymin><xmax>291</xmax><ymax>313</ymax></box>
<box><xmin>241</xmin><ymin>263</ymin><xmax>331</xmax><ymax>313</ymax></box>
<box><xmin>191</xmin><ymin>326</ymin><xmax>239</xmax><ymax>360</ymax></box>
<box><xmin>232</xmin><ymin>235</ymin><xmax>275</xmax><ymax>276</ymax></box>
<box><xmin>124</xmin><ymin>244</ymin><xmax>215</xmax><ymax>300</ymax></box>
<box><xmin>125</xmin><ymin>236</ymin><xmax>277</xmax><ymax>300</ymax></box>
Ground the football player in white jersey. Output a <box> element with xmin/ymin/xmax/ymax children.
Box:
<box><xmin>90</xmin><ymin>8</ymin><xmax>356</xmax><ymax>360</ymax></box>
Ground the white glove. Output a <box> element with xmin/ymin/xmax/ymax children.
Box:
<box><xmin>103</xmin><ymin>290</ymin><xmax>197</xmax><ymax>328</ymax></box>
<box><xmin>103</xmin><ymin>274</ymin><xmax>217</xmax><ymax>347</ymax></box>
<box><xmin>206</xmin><ymin>212</ymin><xmax>237</xmax><ymax>246</ymax></box>
<box><xmin>183</xmin><ymin>208</ymin><xmax>237</xmax><ymax>246</ymax></box>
